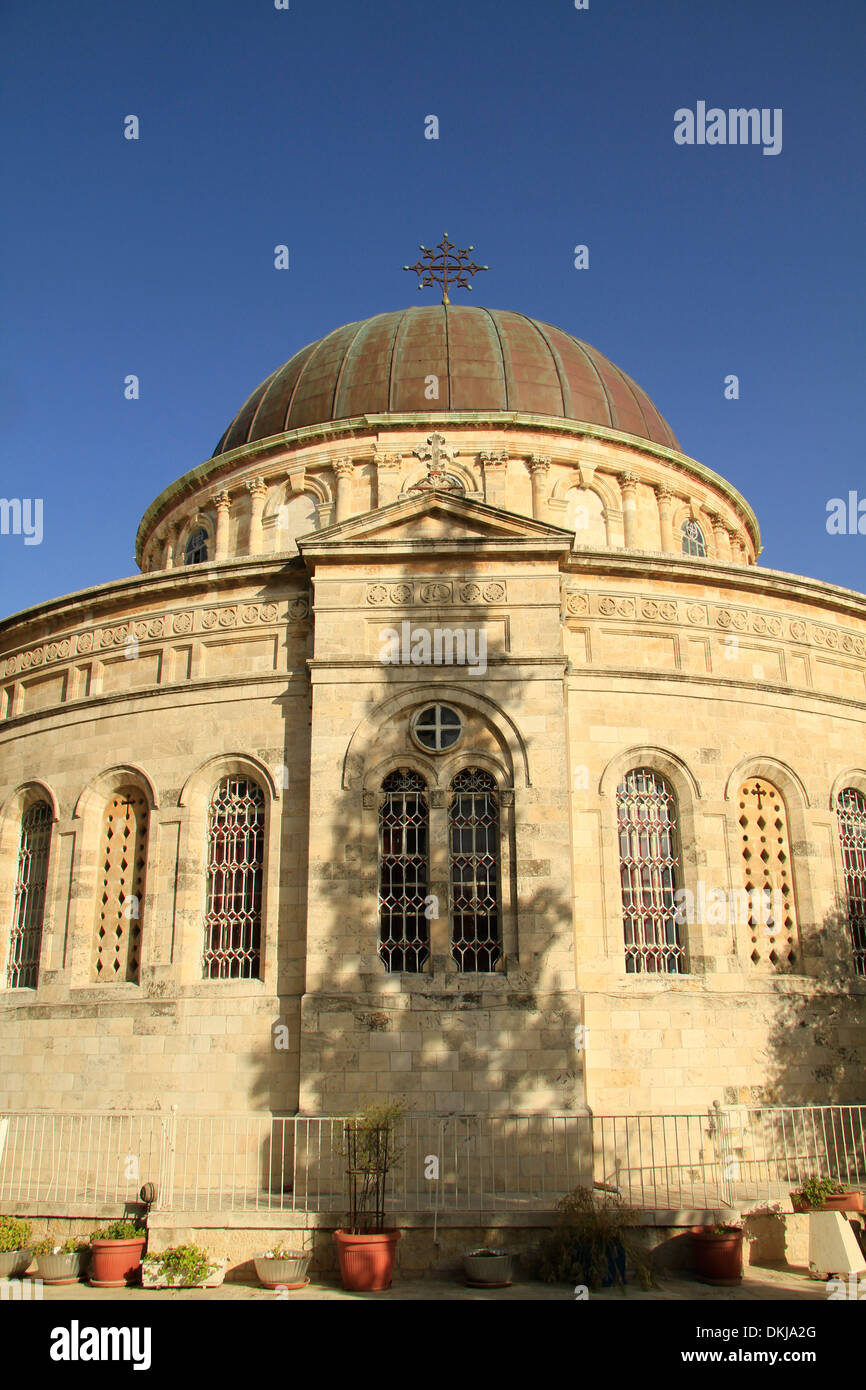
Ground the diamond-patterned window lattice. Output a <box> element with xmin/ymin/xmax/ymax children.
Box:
<box><xmin>94</xmin><ymin>788</ymin><xmax>148</xmax><ymax>983</ymax></box>
<box><xmin>378</xmin><ymin>770</ymin><xmax>430</xmax><ymax>973</ymax></box>
<box><xmin>184</xmin><ymin>527</ymin><xmax>209</xmax><ymax>565</ymax></box>
<box><xmin>7</xmin><ymin>801</ymin><xmax>53</xmax><ymax>989</ymax></box>
<box><xmin>448</xmin><ymin>768</ymin><xmax>502</xmax><ymax>972</ymax></box>
<box><xmin>203</xmin><ymin>777</ymin><xmax>265</xmax><ymax>980</ymax></box>
<box><xmin>616</xmin><ymin>768</ymin><xmax>685</xmax><ymax>974</ymax></box>
<box><xmin>681</xmin><ymin>519</ymin><xmax>707</xmax><ymax>558</ymax></box>
<box><xmin>738</xmin><ymin>778</ymin><xmax>798</xmax><ymax>971</ymax></box>
<box><xmin>837</xmin><ymin>787</ymin><xmax>866</xmax><ymax>976</ymax></box>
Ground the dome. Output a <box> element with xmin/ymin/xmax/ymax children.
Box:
<box><xmin>213</xmin><ymin>306</ymin><xmax>680</xmax><ymax>456</ymax></box>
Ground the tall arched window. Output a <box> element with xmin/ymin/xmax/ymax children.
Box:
<box><xmin>616</xmin><ymin>769</ymin><xmax>685</xmax><ymax>973</ymax></box>
<box><xmin>448</xmin><ymin>768</ymin><xmax>502</xmax><ymax>972</ymax></box>
<box><xmin>837</xmin><ymin>788</ymin><xmax>866</xmax><ymax>976</ymax></box>
<box><xmin>378</xmin><ymin>770</ymin><xmax>429</xmax><ymax>973</ymax></box>
<box><xmin>8</xmin><ymin>801</ymin><xmax>53</xmax><ymax>989</ymax></box>
<box><xmin>681</xmin><ymin>519</ymin><xmax>706</xmax><ymax>557</ymax></box>
<box><xmin>737</xmin><ymin>777</ymin><xmax>798</xmax><ymax>970</ymax></box>
<box><xmin>203</xmin><ymin>777</ymin><xmax>265</xmax><ymax>979</ymax></box>
<box><xmin>184</xmin><ymin>527</ymin><xmax>209</xmax><ymax>565</ymax></box>
<box><xmin>94</xmin><ymin>788</ymin><xmax>148</xmax><ymax>982</ymax></box>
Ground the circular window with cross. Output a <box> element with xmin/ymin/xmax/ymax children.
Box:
<box><xmin>411</xmin><ymin>704</ymin><xmax>462</xmax><ymax>753</ymax></box>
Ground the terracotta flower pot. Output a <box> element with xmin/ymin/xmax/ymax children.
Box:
<box><xmin>821</xmin><ymin>1191</ymin><xmax>864</xmax><ymax>1213</ymax></box>
<box><xmin>254</xmin><ymin>1252</ymin><xmax>311</xmax><ymax>1289</ymax></box>
<box><xmin>90</xmin><ymin>1237</ymin><xmax>146</xmax><ymax>1288</ymax></box>
<box><xmin>790</xmin><ymin>1192</ymin><xmax>811</xmax><ymax>1213</ymax></box>
<box><xmin>691</xmin><ymin>1228</ymin><xmax>743</xmax><ymax>1286</ymax></box>
<box><xmin>334</xmin><ymin>1230</ymin><xmax>400</xmax><ymax>1292</ymax></box>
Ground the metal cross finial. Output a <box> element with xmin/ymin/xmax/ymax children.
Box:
<box><xmin>403</xmin><ymin>234</ymin><xmax>488</xmax><ymax>305</ymax></box>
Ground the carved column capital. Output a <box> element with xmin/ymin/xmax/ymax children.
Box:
<box><xmin>334</xmin><ymin>457</ymin><xmax>355</xmax><ymax>480</ymax></box>
<box><xmin>246</xmin><ymin>476</ymin><xmax>268</xmax><ymax>501</ymax></box>
<box><xmin>527</xmin><ymin>454</ymin><xmax>551</xmax><ymax>475</ymax></box>
<box><xmin>478</xmin><ymin>450</ymin><xmax>509</xmax><ymax>470</ymax></box>
<box><xmin>212</xmin><ymin>490</ymin><xmax>231</xmax><ymax>512</ymax></box>
<box><xmin>618</xmin><ymin>470</ymin><xmax>639</xmax><ymax>493</ymax></box>
<box><xmin>653</xmin><ymin>484</ymin><xmax>674</xmax><ymax>503</ymax></box>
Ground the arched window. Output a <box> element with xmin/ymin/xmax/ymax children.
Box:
<box><xmin>203</xmin><ymin>777</ymin><xmax>265</xmax><ymax>980</ymax></box>
<box><xmin>737</xmin><ymin>778</ymin><xmax>798</xmax><ymax>970</ymax></box>
<box><xmin>184</xmin><ymin>528</ymin><xmax>209</xmax><ymax>565</ymax></box>
<box><xmin>7</xmin><ymin>801</ymin><xmax>52</xmax><ymax>988</ymax></box>
<box><xmin>681</xmin><ymin>519</ymin><xmax>706</xmax><ymax>558</ymax></box>
<box><xmin>94</xmin><ymin>788</ymin><xmax>148</xmax><ymax>982</ymax></box>
<box><xmin>616</xmin><ymin>769</ymin><xmax>685</xmax><ymax>973</ymax></box>
<box><xmin>378</xmin><ymin>770</ymin><xmax>429</xmax><ymax>973</ymax></box>
<box><xmin>837</xmin><ymin>788</ymin><xmax>866</xmax><ymax>975</ymax></box>
<box><xmin>448</xmin><ymin>768</ymin><xmax>502</xmax><ymax>972</ymax></box>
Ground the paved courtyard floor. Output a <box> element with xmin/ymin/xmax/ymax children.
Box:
<box><xmin>23</xmin><ymin>1263</ymin><xmax>832</xmax><ymax>1301</ymax></box>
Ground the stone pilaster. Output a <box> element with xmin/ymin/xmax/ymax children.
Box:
<box><xmin>246</xmin><ymin>477</ymin><xmax>268</xmax><ymax>556</ymax></box>
<box><xmin>527</xmin><ymin>455</ymin><xmax>551</xmax><ymax>521</ymax></box>
<box><xmin>375</xmin><ymin>452</ymin><xmax>402</xmax><ymax>508</ymax></box>
<box><xmin>212</xmin><ymin>491</ymin><xmax>231</xmax><ymax>561</ymax></box>
<box><xmin>479</xmin><ymin>451</ymin><xmax>509</xmax><ymax>509</ymax></box>
<box><xmin>654</xmin><ymin>484</ymin><xmax>675</xmax><ymax>553</ymax></box>
<box><xmin>333</xmin><ymin>458</ymin><xmax>355</xmax><ymax>522</ymax></box>
<box><xmin>619</xmin><ymin>472</ymin><xmax>639</xmax><ymax>548</ymax></box>
<box><xmin>708</xmin><ymin>511</ymin><xmax>732</xmax><ymax>562</ymax></box>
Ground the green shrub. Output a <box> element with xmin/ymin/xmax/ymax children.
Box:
<box><xmin>537</xmin><ymin>1186</ymin><xmax>654</xmax><ymax>1291</ymax></box>
<box><xmin>33</xmin><ymin>1234</ymin><xmax>89</xmax><ymax>1256</ymax></box>
<box><xmin>90</xmin><ymin>1219</ymin><xmax>143</xmax><ymax>1241</ymax></box>
<box><xmin>0</xmin><ymin>1216</ymin><xmax>32</xmax><ymax>1253</ymax></box>
<box><xmin>794</xmin><ymin>1175</ymin><xmax>842</xmax><ymax>1208</ymax></box>
<box><xmin>144</xmin><ymin>1244</ymin><xmax>212</xmax><ymax>1286</ymax></box>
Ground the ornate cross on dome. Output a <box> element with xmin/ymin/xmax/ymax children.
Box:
<box><xmin>403</xmin><ymin>234</ymin><xmax>488</xmax><ymax>305</ymax></box>
<box><xmin>410</xmin><ymin>432</ymin><xmax>461</xmax><ymax>491</ymax></box>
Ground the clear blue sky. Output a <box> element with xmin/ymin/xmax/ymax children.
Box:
<box><xmin>2</xmin><ymin>0</ymin><xmax>863</xmax><ymax>618</ymax></box>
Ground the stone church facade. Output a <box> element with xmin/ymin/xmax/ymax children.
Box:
<box><xmin>1</xmin><ymin>305</ymin><xmax>864</xmax><ymax>1123</ymax></box>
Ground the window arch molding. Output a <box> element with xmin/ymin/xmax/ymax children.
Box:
<box><xmin>343</xmin><ymin>685</ymin><xmax>529</xmax><ymax>792</ymax></box>
<box><xmin>598</xmin><ymin>747</ymin><xmax>701</xmax><ymax>969</ymax></box>
<box><xmin>829</xmin><ymin>767</ymin><xmax>866</xmax><ymax>809</ymax></box>
<box><xmin>0</xmin><ymin>781</ymin><xmax>59</xmax><ymax>987</ymax></box>
<box><xmin>363</xmin><ymin>753</ymin><xmax>440</xmax><ymax>799</ymax></box>
<box><xmin>723</xmin><ymin>757</ymin><xmax>812</xmax><ymax>815</ymax></box>
<box><xmin>176</xmin><ymin>514</ymin><xmax>214</xmax><ymax>567</ymax></box>
<box><xmin>176</xmin><ymin>752</ymin><xmax>280</xmax><ymax>986</ymax></box>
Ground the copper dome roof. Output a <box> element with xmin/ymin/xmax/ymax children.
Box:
<box><xmin>213</xmin><ymin>306</ymin><xmax>680</xmax><ymax>456</ymax></box>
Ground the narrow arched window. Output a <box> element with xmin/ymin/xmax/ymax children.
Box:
<box><xmin>616</xmin><ymin>769</ymin><xmax>684</xmax><ymax>973</ymax></box>
<box><xmin>94</xmin><ymin>788</ymin><xmax>148</xmax><ymax>982</ymax></box>
<box><xmin>378</xmin><ymin>770</ymin><xmax>429</xmax><ymax>973</ymax></box>
<box><xmin>681</xmin><ymin>519</ymin><xmax>706</xmax><ymax>557</ymax></box>
<box><xmin>203</xmin><ymin>777</ymin><xmax>265</xmax><ymax>980</ymax></box>
<box><xmin>449</xmin><ymin>769</ymin><xmax>502</xmax><ymax>972</ymax></box>
<box><xmin>184</xmin><ymin>527</ymin><xmax>209</xmax><ymax>565</ymax></box>
<box><xmin>837</xmin><ymin>788</ymin><xmax>866</xmax><ymax>976</ymax></box>
<box><xmin>8</xmin><ymin>801</ymin><xmax>53</xmax><ymax>988</ymax></box>
<box><xmin>737</xmin><ymin>778</ymin><xmax>798</xmax><ymax>970</ymax></box>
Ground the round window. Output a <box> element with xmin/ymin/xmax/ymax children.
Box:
<box><xmin>411</xmin><ymin>705</ymin><xmax>462</xmax><ymax>752</ymax></box>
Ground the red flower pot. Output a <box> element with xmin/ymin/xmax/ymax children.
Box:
<box><xmin>691</xmin><ymin>1228</ymin><xmax>743</xmax><ymax>1286</ymax></box>
<box><xmin>334</xmin><ymin>1230</ymin><xmax>400</xmax><ymax>1291</ymax></box>
<box><xmin>90</xmin><ymin>1237</ymin><xmax>146</xmax><ymax>1288</ymax></box>
<box><xmin>821</xmin><ymin>1192</ymin><xmax>864</xmax><ymax>1213</ymax></box>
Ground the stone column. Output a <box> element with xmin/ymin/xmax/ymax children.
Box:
<box><xmin>162</xmin><ymin>522</ymin><xmax>180</xmax><ymax>569</ymax></box>
<box><xmin>212</xmin><ymin>490</ymin><xmax>231</xmax><ymax>561</ymax></box>
<box><xmin>654</xmin><ymin>484</ymin><xmax>675</xmax><ymax>553</ymax></box>
<box><xmin>375</xmin><ymin>453</ymin><xmax>402</xmax><ymax>508</ymax></box>
<box><xmin>619</xmin><ymin>472</ymin><xmax>639</xmax><ymax>548</ymax></box>
<box><xmin>729</xmin><ymin>527</ymin><xmax>746</xmax><ymax>564</ymax></box>
<box><xmin>246</xmin><ymin>477</ymin><xmax>268</xmax><ymax>556</ymax></box>
<box><xmin>528</xmin><ymin>455</ymin><xmax>551</xmax><ymax>520</ymax></box>
<box><xmin>708</xmin><ymin>511</ymin><xmax>732</xmax><ymax>561</ymax></box>
<box><xmin>479</xmin><ymin>451</ymin><xmax>509</xmax><ymax>509</ymax></box>
<box><xmin>334</xmin><ymin>458</ymin><xmax>355</xmax><ymax>522</ymax></box>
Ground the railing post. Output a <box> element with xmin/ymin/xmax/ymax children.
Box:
<box><xmin>157</xmin><ymin>1105</ymin><xmax>178</xmax><ymax>1212</ymax></box>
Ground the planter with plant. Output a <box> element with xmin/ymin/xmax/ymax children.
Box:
<box><xmin>538</xmin><ymin>1186</ymin><xmax>654</xmax><ymax>1291</ymax></box>
<box><xmin>141</xmin><ymin>1244</ymin><xmax>227</xmax><ymax>1289</ymax></box>
<box><xmin>791</xmin><ymin>1176</ymin><xmax>864</xmax><ymax>1213</ymax></box>
<box><xmin>32</xmin><ymin>1235</ymin><xmax>91</xmax><ymax>1285</ymax></box>
<box><xmin>462</xmin><ymin>1248</ymin><xmax>514</xmax><ymax>1287</ymax></box>
<box><xmin>334</xmin><ymin>1101</ymin><xmax>405</xmax><ymax>1292</ymax></box>
<box><xmin>89</xmin><ymin>1219</ymin><xmax>146</xmax><ymax>1287</ymax></box>
<box><xmin>0</xmin><ymin>1216</ymin><xmax>33</xmax><ymax>1279</ymax></box>
<box><xmin>253</xmin><ymin>1246</ymin><xmax>312</xmax><ymax>1290</ymax></box>
<box><xmin>691</xmin><ymin>1221</ymin><xmax>747</xmax><ymax>1285</ymax></box>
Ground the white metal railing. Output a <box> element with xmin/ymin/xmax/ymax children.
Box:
<box><xmin>1</xmin><ymin>1106</ymin><xmax>863</xmax><ymax>1217</ymax></box>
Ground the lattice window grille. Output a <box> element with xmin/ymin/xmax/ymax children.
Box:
<box><xmin>681</xmin><ymin>519</ymin><xmax>706</xmax><ymax>558</ymax></box>
<box><xmin>448</xmin><ymin>768</ymin><xmax>502</xmax><ymax>972</ymax></box>
<box><xmin>203</xmin><ymin>777</ymin><xmax>265</xmax><ymax>980</ymax></box>
<box><xmin>378</xmin><ymin>769</ymin><xmax>430</xmax><ymax>973</ymax></box>
<box><xmin>7</xmin><ymin>801</ymin><xmax>52</xmax><ymax>989</ymax></box>
<box><xmin>616</xmin><ymin>768</ymin><xmax>685</xmax><ymax>974</ymax></box>
<box><xmin>738</xmin><ymin>778</ymin><xmax>798</xmax><ymax>970</ymax></box>
<box><xmin>837</xmin><ymin>788</ymin><xmax>866</xmax><ymax>976</ymax></box>
<box><xmin>95</xmin><ymin>789</ymin><xmax>147</xmax><ymax>982</ymax></box>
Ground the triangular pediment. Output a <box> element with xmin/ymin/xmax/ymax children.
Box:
<box><xmin>298</xmin><ymin>489</ymin><xmax>575</xmax><ymax>561</ymax></box>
